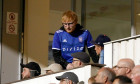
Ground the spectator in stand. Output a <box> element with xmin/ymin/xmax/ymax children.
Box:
<box><xmin>112</xmin><ymin>65</ymin><xmax>117</xmax><ymax>73</ymax></box>
<box><xmin>112</xmin><ymin>75</ymin><xmax>132</xmax><ymax>84</ymax></box>
<box><xmin>114</xmin><ymin>58</ymin><xmax>135</xmax><ymax>78</ymax></box>
<box><xmin>93</xmin><ymin>34</ymin><xmax>111</xmax><ymax>64</ymax></box>
<box><xmin>52</xmin><ymin>10</ymin><xmax>97</xmax><ymax>69</ymax></box>
<box><xmin>95</xmin><ymin>67</ymin><xmax>116</xmax><ymax>84</ymax></box>
<box><xmin>56</xmin><ymin>72</ymin><xmax>79</xmax><ymax>84</ymax></box>
<box><xmin>44</xmin><ymin>63</ymin><xmax>63</xmax><ymax>74</ymax></box>
<box><xmin>66</xmin><ymin>52</ymin><xmax>90</xmax><ymax>69</ymax></box>
<box><xmin>131</xmin><ymin>65</ymin><xmax>140</xmax><ymax>84</ymax></box>
<box><xmin>20</xmin><ymin>62</ymin><xmax>41</xmax><ymax>79</ymax></box>
<box><xmin>88</xmin><ymin>76</ymin><xmax>95</xmax><ymax>84</ymax></box>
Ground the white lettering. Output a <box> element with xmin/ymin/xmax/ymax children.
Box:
<box><xmin>80</xmin><ymin>47</ymin><xmax>84</xmax><ymax>50</ymax></box>
<box><xmin>62</xmin><ymin>47</ymin><xmax>84</xmax><ymax>51</ymax></box>
<box><xmin>70</xmin><ymin>48</ymin><xmax>72</xmax><ymax>51</ymax></box>
<box><xmin>63</xmin><ymin>48</ymin><xmax>66</xmax><ymax>51</ymax></box>
<box><xmin>77</xmin><ymin>47</ymin><xmax>79</xmax><ymax>50</ymax></box>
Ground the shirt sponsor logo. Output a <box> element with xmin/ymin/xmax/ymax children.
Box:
<box><xmin>62</xmin><ymin>47</ymin><xmax>84</xmax><ymax>51</ymax></box>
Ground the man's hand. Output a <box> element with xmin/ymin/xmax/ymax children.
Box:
<box><xmin>66</xmin><ymin>63</ymin><xmax>74</xmax><ymax>70</ymax></box>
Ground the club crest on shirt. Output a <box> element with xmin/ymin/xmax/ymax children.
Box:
<box><xmin>79</xmin><ymin>36</ymin><xmax>83</xmax><ymax>42</ymax></box>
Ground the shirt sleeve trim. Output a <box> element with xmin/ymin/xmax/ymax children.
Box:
<box><xmin>88</xmin><ymin>45</ymin><xmax>95</xmax><ymax>48</ymax></box>
<box><xmin>52</xmin><ymin>48</ymin><xmax>61</xmax><ymax>50</ymax></box>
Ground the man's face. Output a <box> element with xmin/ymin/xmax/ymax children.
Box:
<box><xmin>131</xmin><ymin>67</ymin><xmax>140</xmax><ymax>84</ymax></box>
<box><xmin>112</xmin><ymin>79</ymin><xmax>120</xmax><ymax>84</ymax></box>
<box><xmin>72</xmin><ymin>58</ymin><xmax>82</xmax><ymax>68</ymax></box>
<box><xmin>62</xmin><ymin>21</ymin><xmax>76</xmax><ymax>33</ymax></box>
<box><xmin>59</xmin><ymin>79</ymin><xmax>72</xmax><ymax>84</ymax></box>
<box><xmin>95</xmin><ymin>69</ymin><xmax>104</xmax><ymax>83</ymax></box>
<box><xmin>115</xmin><ymin>61</ymin><xmax>128</xmax><ymax>76</ymax></box>
<box><xmin>22</xmin><ymin>67</ymin><xmax>31</xmax><ymax>79</ymax></box>
<box><xmin>95</xmin><ymin>45</ymin><xmax>101</xmax><ymax>55</ymax></box>
<box><xmin>46</xmin><ymin>70</ymin><xmax>53</xmax><ymax>75</ymax></box>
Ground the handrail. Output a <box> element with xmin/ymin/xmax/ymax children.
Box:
<box><xmin>104</xmin><ymin>34</ymin><xmax>140</xmax><ymax>68</ymax></box>
<box><xmin>104</xmin><ymin>34</ymin><xmax>140</xmax><ymax>44</ymax></box>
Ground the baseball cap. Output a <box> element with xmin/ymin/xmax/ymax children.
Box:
<box><xmin>44</xmin><ymin>63</ymin><xmax>63</xmax><ymax>72</ymax></box>
<box><xmin>94</xmin><ymin>34</ymin><xmax>111</xmax><ymax>47</ymax></box>
<box><xmin>71</xmin><ymin>52</ymin><xmax>90</xmax><ymax>63</ymax></box>
<box><xmin>20</xmin><ymin>62</ymin><xmax>41</xmax><ymax>76</ymax></box>
<box><xmin>56</xmin><ymin>72</ymin><xmax>79</xmax><ymax>83</ymax></box>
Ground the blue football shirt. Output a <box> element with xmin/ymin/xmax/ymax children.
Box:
<box><xmin>52</xmin><ymin>29</ymin><xmax>94</xmax><ymax>63</ymax></box>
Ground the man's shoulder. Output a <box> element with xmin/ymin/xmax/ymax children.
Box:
<box><xmin>56</xmin><ymin>30</ymin><xmax>65</xmax><ymax>33</ymax></box>
<box><xmin>79</xmin><ymin>29</ymin><xmax>90</xmax><ymax>34</ymax></box>
<box><xmin>84</xmin><ymin>29</ymin><xmax>89</xmax><ymax>32</ymax></box>
<box><xmin>79</xmin><ymin>29</ymin><xmax>89</xmax><ymax>32</ymax></box>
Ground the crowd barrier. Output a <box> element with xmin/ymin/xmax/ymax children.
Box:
<box><xmin>11</xmin><ymin>64</ymin><xmax>103</xmax><ymax>84</ymax></box>
<box><xmin>104</xmin><ymin>34</ymin><xmax>140</xmax><ymax>67</ymax></box>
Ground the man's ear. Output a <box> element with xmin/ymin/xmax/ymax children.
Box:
<box><xmin>103</xmin><ymin>76</ymin><xmax>108</xmax><ymax>83</ymax></box>
<box><xmin>78</xmin><ymin>61</ymin><xmax>83</xmax><ymax>66</ymax></box>
<box><xmin>126</xmin><ymin>68</ymin><xmax>131</xmax><ymax>74</ymax></box>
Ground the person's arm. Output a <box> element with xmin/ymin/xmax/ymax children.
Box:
<box><xmin>53</xmin><ymin>49</ymin><xmax>69</xmax><ymax>69</ymax></box>
<box><xmin>98</xmin><ymin>50</ymin><xmax>104</xmax><ymax>64</ymax></box>
<box><xmin>52</xmin><ymin>31</ymin><xmax>69</xmax><ymax>69</ymax></box>
<box><xmin>88</xmin><ymin>46</ymin><xmax>99</xmax><ymax>63</ymax></box>
<box><xmin>85</xmin><ymin>30</ymin><xmax>99</xmax><ymax>63</ymax></box>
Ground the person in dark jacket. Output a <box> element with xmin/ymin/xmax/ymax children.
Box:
<box><xmin>56</xmin><ymin>72</ymin><xmax>79</xmax><ymax>84</ymax></box>
<box><xmin>20</xmin><ymin>62</ymin><xmax>41</xmax><ymax>79</ymax></box>
<box><xmin>52</xmin><ymin>10</ymin><xmax>98</xmax><ymax>69</ymax></box>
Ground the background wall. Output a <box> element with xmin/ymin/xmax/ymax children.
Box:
<box><xmin>24</xmin><ymin>0</ymin><xmax>49</xmax><ymax>74</ymax></box>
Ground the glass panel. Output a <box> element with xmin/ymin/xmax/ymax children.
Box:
<box><xmin>0</xmin><ymin>0</ymin><xmax>2</xmax><ymax>34</ymax></box>
<box><xmin>136</xmin><ymin>0</ymin><xmax>140</xmax><ymax>34</ymax></box>
<box><xmin>76</xmin><ymin>0</ymin><xmax>131</xmax><ymax>40</ymax></box>
<box><xmin>49</xmin><ymin>0</ymin><xmax>71</xmax><ymax>33</ymax></box>
<box><xmin>76</xmin><ymin>0</ymin><xmax>82</xmax><ymax>24</ymax></box>
<box><xmin>48</xmin><ymin>0</ymin><xmax>71</xmax><ymax>65</ymax></box>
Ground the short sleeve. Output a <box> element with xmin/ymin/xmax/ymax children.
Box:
<box><xmin>86</xmin><ymin>30</ymin><xmax>94</xmax><ymax>48</ymax></box>
<box><xmin>52</xmin><ymin>31</ymin><xmax>61</xmax><ymax>50</ymax></box>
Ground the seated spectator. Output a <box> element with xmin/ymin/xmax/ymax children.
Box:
<box><xmin>112</xmin><ymin>75</ymin><xmax>132</xmax><ymax>84</ymax></box>
<box><xmin>44</xmin><ymin>63</ymin><xmax>63</xmax><ymax>74</ymax></box>
<box><xmin>93</xmin><ymin>34</ymin><xmax>111</xmax><ymax>64</ymax></box>
<box><xmin>90</xmin><ymin>64</ymin><xmax>103</xmax><ymax>77</ymax></box>
<box><xmin>131</xmin><ymin>65</ymin><xmax>140</xmax><ymax>84</ymax></box>
<box><xmin>88</xmin><ymin>76</ymin><xmax>95</xmax><ymax>84</ymax></box>
<box><xmin>20</xmin><ymin>62</ymin><xmax>41</xmax><ymax>79</ymax></box>
<box><xmin>114</xmin><ymin>58</ymin><xmax>135</xmax><ymax>78</ymax></box>
<box><xmin>56</xmin><ymin>72</ymin><xmax>79</xmax><ymax>84</ymax></box>
<box><xmin>66</xmin><ymin>52</ymin><xmax>90</xmax><ymax>69</ymax></box>
<box><xmin>95</xmin><ymin>67</ymin><xmax>116</xmax><ymax>84</ymax></box>
<box><xmin>112</xmin><ymin>65</ymin><xmax>117</xmax><ymax>73</ymax></box>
